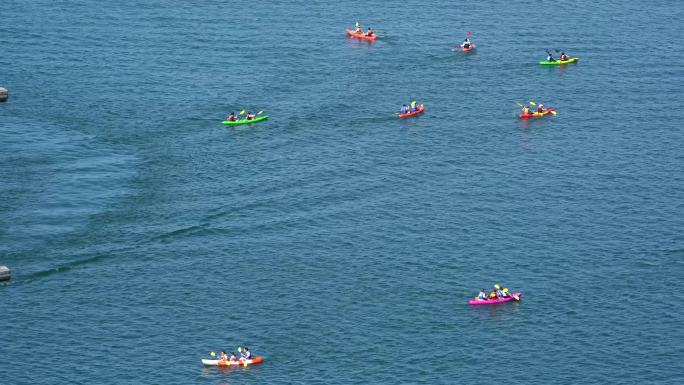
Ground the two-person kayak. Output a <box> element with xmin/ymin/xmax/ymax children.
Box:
<box><xmin>399</xmin><ymin>104</ymin><xmax>425</xmax><ymax>118</ymax></box>
<box><xmin>539</xmin><ymin>57</ymin><xmax>579</xmax><ymax>65</ymax></box>
<box><xmin>346</xmin><ymin>29</ymin><xmax>377</xmax><ymax>41</ymax></box>
<box><xmin>222</xmin><ymin>115</ymin><xmax>269</xmax><ymax>125</ymax></box>
<box><xmin>202</xmin><ymin>357</ymin><xmax>264</xmax><ymax>366</ymax></box>
<box><xmin>469</xmin><ymin>293</ymin><xmax>522</xmax><ymax>305</ymax></box>
<box><xmin>518</xmin><ymin>108</ymin><xmax>556</xmax><ymax>119</ymax></box>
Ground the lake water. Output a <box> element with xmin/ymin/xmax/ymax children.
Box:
<box><xmin>2</xmin><ymin>0</ymin><xmax>683</xmax><ymax>384</ymax></box>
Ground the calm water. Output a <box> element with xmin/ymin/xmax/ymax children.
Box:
<box><xmin>2</xmin><ymin>0</ymin><xmax>684</xmax><ymax>384</ymax></box>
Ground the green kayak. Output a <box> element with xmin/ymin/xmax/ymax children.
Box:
<box><xmin>222</xmin><ymin>115</ymin><xmax>269</xmax><ymax>125</ymax></box>
<box><xmin>539</xmin><ymin>57</ymin><xmax>579</xmax><ymax>65</ymax></box>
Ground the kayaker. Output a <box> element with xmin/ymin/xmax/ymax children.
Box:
<box><xmin>365</xmin><ymin>27</ymin><xmax>374</xmax><ymax>37</ymax></box>
<box><xmin>462</xmin><ymin>38</ymin><xmax>472</xmax><ymax>49</ymax></box>
<box><xmin>239</xmin><ymin>346</ymin><xmax>252</xmax><ymax>362</ymax></box>
<box><xmin>245</xmin><ymin>112</ymin><xmax>255</xmax><ymax>120</ymax></box>
<box><xmin>546</xmin><ymin>52</ymin><xmax>555</xmax><ymax>62</ymax></box>
<box><xmin>226</xmin><ymin>112</ymin><xmax>238</xmax><ymax>122</ymax></box>
<box><xmin>400</xmin><ymin>104</ymin><xmax>408</xmax><ymax>114</ymax></box>
<box><xmin>501</xmin><ymin>288</ymin><xmax>510</xmax><ymax>298</ymax></box>
<box><xmin>410</xmin><ymin>101</ymin><xmax>417</xmax><ymax>112</ymax></box>
<box><xmin>559</xmin><ymin>52</ymin><xmax>569</xmax><ymax>61</ymax></box>
<box><xmin>536</xmin><ymin>104</ymin><xmax>544</xmax><ymax>113</ymax></box>
<box><xmin>219</xmin><ymin>351</ymin><xmax>228</xmax><ymax>361</ymax></box>
<box><xmin>495</xmin><ymin>284</ymin><xmax>505</xmax><ymax>298</ymax></box>
<box><xmin>229</xmin><ymin>352</ymin><xmax>238</xmax><ymax>363</ymax></box>
<box><xmin>354</xmin><ymin>21</ymin><xmax>362</xmax><ymax>34</ymax></box>
<box><xmin>521</xmin><ymin>105</ymin><xmax>530</xmax><ymax>115</ymax></box>
<box><xmin>489</xmin><ymin>289</ymin><xmax>498</xmax><ymax>299</ymax></box>
<box><xmin>477</xmin><ymin>289</ymin><xmax>487</xmax><ymax>301</ymax></box>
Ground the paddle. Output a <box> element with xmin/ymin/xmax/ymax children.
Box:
<box><xmin>239</xmin><ymin>109</ymin><xmax>246</xmax><ymax>115</ymax></box>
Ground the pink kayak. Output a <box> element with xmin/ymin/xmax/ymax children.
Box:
<box><xmin>468</xmin><ymin>293</ymin><xmax>522</xmax><ymax>305</ymax></box>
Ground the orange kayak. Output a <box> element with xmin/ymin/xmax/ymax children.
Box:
<box><xmin>346</xmin><ymin>29</ymin><xmax>377</xmax><ymax>41</ymax></box>
<box><xmin>399</xmin><ymin>105</ymin><xmax>425</xmax><ymax>118</ymax></box>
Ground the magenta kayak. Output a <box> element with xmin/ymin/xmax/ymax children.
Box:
<box><xmin>468</xmin><ymin>293</ymin><xmax>522</xmax><ymax>305</ymax></box>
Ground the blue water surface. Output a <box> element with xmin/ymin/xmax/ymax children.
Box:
<box><xmin>2</xmin><ymin>0</ymin><xmax>684</xmax><ymax>384</ymax></box>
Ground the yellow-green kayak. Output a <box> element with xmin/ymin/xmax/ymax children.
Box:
<box><xmin>539</xmin><ymin>57</ymin><xmax>579</xmax><ymax>65</ymax></box>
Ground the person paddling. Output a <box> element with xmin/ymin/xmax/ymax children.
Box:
<box><xmin>501</xmin><ymin>288</ymin><xmax>511</xmax><ymax>298</ymax></box>
<box><xmin>559</xmin><ymin>52</ymin><xmax>569</xmax><ymax>61</ymax></box>
<box><xmin>546</xmin><ymin>51</ymin><xmax>555</xmax><ymax>62</ymax></box>
<box><xmin>245</xmin><ymin>112</ymin><xmax>255</xmax><ymax>120</ymax></box>
<box><xmin>219</xmin><ymin>351</ymin><xmax>228</xmax><ymax>361</ymax></box>
<box><xmin>410</xmin><ymin>101</ymin><xmax>418</xmax><ymax>112</ymax></box>
<box><xmin>495</xmin><ymin>284</ymin><xmax>505</xmax><ymax>298</ymax></box>
<box><xmin>226</xmin><ymin>112</ymin><xmax>238</xmax><ymax>121</ymax></box>
<box><xmin>353</xmin><ymin>21</ymin><xmax>362</xmax><ymax>33</ymax></box>
<box><xmin>536</xmin><ymin>103</ymin><xmax>544</xmax><ymax>113</ymax></box>
<box><xmin>239</xmin><ymin>346</ymin><xmax>252</xmax><ymax>362</ymax></box>
<box><xmin>365</xmin><ymin>27</ymin><xmax>374</xmax><ymax>37</ymax></box>
<box><xmin>462</xmin><ymin>37</ymin><xmax>472</xmax><ymax>49</ymax></box>
<box><xmin>400</xmin><ymin>104</ymin><xmax>408</xmax><ymax>114</ymax></box>
<box><xmin>477</xmin><ymin>288</ymin><xmax>487</xmax><ymax>301</ymax></box>
<box><xmin>521</xmin><ymin>105</ymin><xmax>531</xmax><ymax>115</ymax></box>
<box><xmin>229</xmin><ymin>352</ymin><xmax>238</xmax><ymax>364</ymax></box>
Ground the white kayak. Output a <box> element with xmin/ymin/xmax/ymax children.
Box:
<box><xmin>202</xmin><ymin>357</ymin><xmax>264</xmax><ymax>366</ymax></box>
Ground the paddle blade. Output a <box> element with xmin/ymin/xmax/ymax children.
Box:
<box><xmin>551</xmin><ymin>110</ymin><xmax>557</xmax><ymax>116</ymax></box>
<box><xmin>256</xmin><ymin>111</ymin><xmax>263</xmax><ymax>115</ymax></box>
<box><xmin>467</xmin><ymin>31</ymin><xmax>471</xmax><ymax>37</ymax></box>
<box><xmin>210</xmin><ymin>352</ymin><xmax>216</xmax><ymax>357</ymax></box>
<box><xmin>529</xmin><ymin>101</ymin><xmax>536</xmax><ymax>106</ymax></box>
<box><xmin>515</xmin><ymin>102</ymin><xmax>523</xmax><ymax>107</ymax></box>
<box><xmin>239</xmin><ymin>109</ymin><xmax>245</xmax><ymax>115</ymax></box>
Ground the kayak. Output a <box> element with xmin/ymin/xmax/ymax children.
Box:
<box><xmin>222</xmin><ymin>115</ymin><xmax>268</xmax><ymax>125</ymax></box>
<box><xmin>399</xmin><ymin>105</ymin><xmax>425</xmax><ymax>118</ymax></box>
<box><xmin>469</xmin><ymin>293</ymin><xmax>522</xmax><ymax>305</ymax></box>
<box><xmin>346</xmin><ymin>29</ymin><xmax>377</xmax><ymax>41</ymax></box>
<box><xmin>202</xmin><ymin>357</ymin><xmax>264</xmax><ymax>366</ymax></box>
<box><xmin>462</xmin><ymin>44</ymin><xmax>474</xmax><ymax>52</ymax></box>
<box><xmin>518</xmin><ymin>108</ymin><xmax>556</xmax><ymax>119</ymax></box>
<box><xmin>538</xmin><ymin>57</ymin><xmax>579</xmax><ymax>65</ymax></box>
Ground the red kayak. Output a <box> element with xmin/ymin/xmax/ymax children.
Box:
<box><xmin>462</xmin><ymin>44</ymin><xmax>474</xmax><ymax>52</ymax></box>
<box><xmin>346</xmin><ymin>29</ymin><xmax>377</xmax><ymax>41</ymax></box>
<box><xmin>399</xmin><ymin>105</ymin><xmax>425</xmax><ymax>118</ymax></box>
<box><xmin>469</xmin><ymin>293</ymin><xmax>522</xmax><ymax>305</ymax></box>
<box><xmin>518</xmin><ymin>108</ymin><xmax>556</xmax><ymax>119</ymax></box>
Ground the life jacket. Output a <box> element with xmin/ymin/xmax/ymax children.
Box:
<box><xmin>489</xmin><ymin>291</ymin><xmax>497</xmax><ymax>298</ymax></box>
<box><xmin>366</xmin><ymin>30</ymin><xmax>373</xmax><ymax>36</ymax></box>
<box><xmin>523</xmin><ymin>107</ymin><xmax>529</xmax><ymax>114</ymax></box>
<box><xmin>537</xmin><ymin>106</ymin><xmax>543</xmax><ymax>113</ymax></box>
